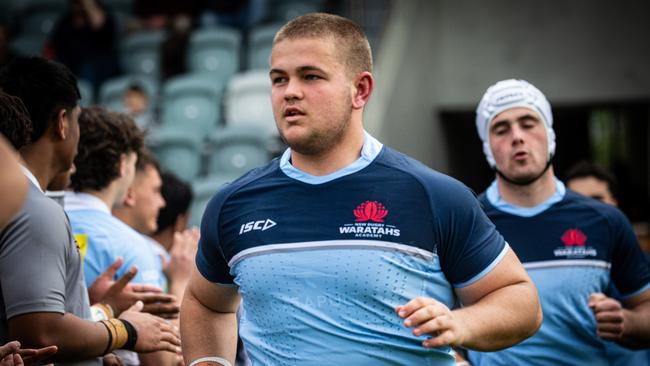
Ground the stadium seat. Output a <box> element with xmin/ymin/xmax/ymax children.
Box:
<box><xmin>77</xmin><ymin>79</ymin><xmax>94</xmax><ymax>106</ymax></box>
<box><xmin>160</xmin><ymin>73</ymin><xmax>225</xmax><ymax>135</ymax></box>
<box><xmin>120</xmin><ymin>30</ymin><xmax>165</xmax><ymax>78</ymax></box>
<box><xmin>247</xmin><ymin>23</ymin><xmax>283</xmax><ymax>70</ymax></box>
<box><xmin>189</xmin><ymin>174</ymin><xmax>236</xmax><ymax>228</ymax></box>
<box><xmin>148</xmin><ymin>127</ymin><xmax>204</xmax><ymax>180</ymax></box>
<box><xmin>187</xmin><ymin>27</ymin><xmax>241</xmax><ymax>84</ymax></box>
<box><xmin>223</xmin><ymin>70</ymin><xmax>276</xmax><ymax>134</ymax></box>
<box><xmin>98</xmin><ymin>75</ymin><xmax>158</xmax><ymax>113</ymax></box>
<box><xmin>268</xmin><ymin>0</ymin><xmax>323</xmax><ymax>22</ymax></box>
<box><xmin>206</xmin><ymin>126</ymin><xmax>270</xmax><ymax>177</ymax></box>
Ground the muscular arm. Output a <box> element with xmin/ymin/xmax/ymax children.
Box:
<box><xmin>398</xmin><ymin>248</ymin><xmax>542</xmax><ymax>351</ymax></box>
<box><xmin>453</xmin><ymin>248</ymin><xmax>542</xmax><ymax>350</ymax></box>
<box><xmin>8</xmin><ymin>312</ymin><xmax>108</xmax><ymax>361</ymax></box>
<box><xmin>181</xmin><ymin>268</ymin><xmax>240</xmax><ymax>366</ymax></box>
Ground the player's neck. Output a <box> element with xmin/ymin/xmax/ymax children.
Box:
<box><xmin>20</xmin><ymin>144</ymin><xmax>59</xmax><ymax>192</ymax></box>
<box><xmin>291</xmin><ymin>126</ymin><xmax>365</xmax><ymax>177</ymax></box>
<box><xmin>82</xmin><ymin>180</ymin><xmax>126</xmax><ymax>212</ymax></box>
<box><xmin>496</xmin><ymin>167</ymin><xmax>557</xmax><ymax>208</ymax></box>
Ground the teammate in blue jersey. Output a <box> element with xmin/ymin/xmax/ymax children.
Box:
<box><xmin>468</xmin><ymin>79</ymin><xmax>650</xmax><ymax>366</ymax></box>
<box><xmin>180</xmin><ymin>13</ymin><xmax>542</xmax><ymax>366</ymax></box>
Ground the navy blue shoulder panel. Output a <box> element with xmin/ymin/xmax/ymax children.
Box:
<box><xmin>480</xmin><ymin>188</ymin><xmax>650</xmax><ymax>297</ymax></box>
<box><xmin>375</xmin><ymin>148</ymin><xmax>507</xmax><ymax>285</ymax></box>
<box><xmin>196</xmin><ymin>159</ymin><xmax>281</xmax><ymax>284</ymax></box>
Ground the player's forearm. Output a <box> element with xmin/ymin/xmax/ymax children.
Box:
<box><xmin>455</xmin><ymin>281</ymin><xmax>542</xmax><ymax>351</ymax></box>
<box><xmin>9</xmin><ymin>312</ymin><xmax>109</xmax><ymax>361</ymax></box>
<box><xmin>181</xmin><ymin>292</ymin><xmax>238</xmax><ymax>365</ymax></box>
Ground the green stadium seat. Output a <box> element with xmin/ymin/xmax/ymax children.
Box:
<box><xmin>148</xmin><ymin>127</ymin><xmax>204</xmax><ymax>180</ymax></box>
<box><xmin>161</xmin><ymin>73</ymin><xmax>225</xmax><ymax>135</ymax></box>
<box><xmin>187</xmin><ymin>27</ymin><xmax>241</xmax><ymax>84</ymax></box>
<box><xmin>120</xmin><ymin>30</ymin><xmax>165</xmax><ymax>78</ymax></box>
<box><xmin>247</xmin><ymin>23</ymin><xmax>282</xmax><ymax>70</ymax></box>
<box><xmin>206</xmin><ymin>126</ymin><xmax>270</xmax><ymax>177</ymax></box>
<box><xmin>224</xmin><ymin>70</ymin><xmax>276</xmax><ymax>135</ymax></box>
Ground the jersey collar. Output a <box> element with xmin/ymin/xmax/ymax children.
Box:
<box><xmin>64</xmin><ymin>191</ymin><xmax>111</xmax><ymax>214</ymax></box>
<box><xmin>486</xmin><ymin>177</ymin><xmax>566</xmax><ymax>217</ymax></box>
<box><xmin>20</xmin><ymin>164</ymin><xmax>44</xmax><ymax>193</ymax></box>
<box><xmin>279</xmin><ymin>131</ymin><xmax>383</xmax><ymax>185</ymax></box>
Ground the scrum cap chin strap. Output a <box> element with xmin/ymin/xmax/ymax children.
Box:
<box><xmin>495</xmin><ymin>160</ymin><xmax>552</xmax><ymax>186</ymax></box>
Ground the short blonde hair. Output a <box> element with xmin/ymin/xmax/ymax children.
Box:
<box><xmin>274</xmin><ymin>12</ymin><xmax>373</xmax><ymax>76</ymax></box>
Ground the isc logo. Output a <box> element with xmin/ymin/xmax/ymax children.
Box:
<box><xmin>239</xmin><ymin>219</ymin><xmax>277</xmax><ymax>234</ymax></box>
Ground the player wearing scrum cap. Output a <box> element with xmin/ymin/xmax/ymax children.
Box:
<box><xmin>468</xmin><ymin>79</ymin><xmax>650</xmax><ymax>366</ymax></box>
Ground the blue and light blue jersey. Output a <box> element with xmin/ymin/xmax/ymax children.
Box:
<box><xmin>197</xmin><ymin>133</ymin><xmax>508</xmax><ymax>365</ymax></box>
<box><xmin>469</xmin><ymin>181</ymin><xmax>650</xmax><ymax>366</ymax></box>
<box><xmin>65</xmin><ymin>192</ymin><xmax>165</xmax><ymax>289</ymax></box>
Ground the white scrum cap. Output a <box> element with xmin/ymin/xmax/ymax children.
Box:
<box><xmin>475</xmin><ymin>79</ymin><xmax>555</xmax><ymax>168</ymax></box>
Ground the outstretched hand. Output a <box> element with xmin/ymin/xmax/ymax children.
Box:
<box><xmin>89</xmin><ymin>258</ymin><xmax>180</xmax><ymax>318</ymax></box>
<box><xmin>0</xmin><ymin>341</ymin><xmax>58</xmax><ymax>366</ymax></box>
<box><xmin>164</xmin><ymin>228</ymin><xmax>199</xmax><ymax>293</ymax></box>
<box><xmin>396</xmin><ymin>297</ymin><xmax>468</xmax><ymax>348</ymax></box>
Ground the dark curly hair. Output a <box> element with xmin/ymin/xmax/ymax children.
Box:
<box><xmin>0</xmin><ymin>56</ymin><xmax>79</xmax><ymax>142</ymax></box>
<box><xmin>71</xmin><ymin>107</ymin><xmax>143</xmax><ymax>192</ymax></box>
<box><xmin>0</xmin><ymin>91</ymin><xmax>33</xmax><ymax>149</ymax></box>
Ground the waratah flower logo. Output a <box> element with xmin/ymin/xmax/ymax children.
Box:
<box><xmin>353</xmin><ymin>201</ymin><xmax>389</xmax><ymax>223</ymax></box>
<box><xmin>561</xmin><ymin>228</ymin><xmax>587</xmax><ymax>246</ymax></box>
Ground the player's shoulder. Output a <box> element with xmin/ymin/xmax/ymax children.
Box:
<box><xmin>376</xmin><ymin>147</ymin><xmax>477</xmax><ymax>199</ymax></box>
<box><xmin>204</xmin><ymin>158</ymin><xmax>281</xmax><ymax>216</ymax></box>
<box><xmin>562</xmin><ymin>189</ymin><xmax>628</xmax><ymax>224</ymax></box>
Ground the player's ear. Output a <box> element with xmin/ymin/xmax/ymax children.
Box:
<box><xmin>352</xmin><ymin>71</ymin><xmax>374</xmax><ymax>109</ymax></box>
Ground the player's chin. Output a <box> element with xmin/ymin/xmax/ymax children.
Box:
<box><xmin>280</xmin><ymin>127</ymin><xmax>310</xmax><ymax>145</ymax></box>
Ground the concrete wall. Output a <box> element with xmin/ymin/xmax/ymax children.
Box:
<box><xmin>367</xmin><ymin>0</ymin><xmax>650</xmax><ymax>172</ymax></box>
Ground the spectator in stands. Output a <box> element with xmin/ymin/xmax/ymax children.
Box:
<box><xmin>199</xmin><ymin>0</ymin><xmax>267</xmax><ymax>30</ymax></box>
<box><xmin>123</xmin><ymin>84</ymin><xmax>155</xmax><ymax>131</ymax></box>
<box><xmin>47</xmin><ymin>0</ymin><xmax>120</xmax><ymax>92</ymax></box>
<box><xmin>130</xmin><ymin>0</ymin><xmax>199</xmax><ymax>31</ymax></box>
<box><xmin>565</xmin><ymin>160</ymin><xmax>618</xmax><ymax>206</ymax></box>
<box><xmin>0</xmin><ymin>56</ymin><xmax>180</xmax><ymax>365</ymax></box>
